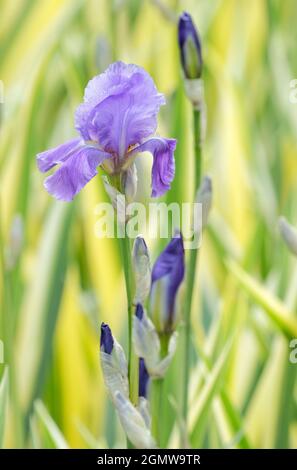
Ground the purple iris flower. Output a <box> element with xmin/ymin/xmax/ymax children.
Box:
<box><xmin>37</xmin><ymin>61</ymin><xmax>177</xmax><ymax>201</ymax></box>
<box><xmin>178</xmin><ymin>12</ymin><xmax>202</xmax><ymax>79</ymax></box>
<box><xmin>150</xmin><ymin>233</ymin><xmax>185</xmax><ymax>333</ymax></box>
<box><xmin>100</xmin><ymin>322</ymin><xmax>114</xmax><ymax>354</ymax></box>
<box><xmin>135</xmin><ymin>303</ymin><xmax>150</xmax><ymax>398</ymax></box>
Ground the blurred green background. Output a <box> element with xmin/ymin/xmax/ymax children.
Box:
<box><xmin>1</xmin><ymin>0</ymin><xmax>297</xmax><ymax>449</ymax></box>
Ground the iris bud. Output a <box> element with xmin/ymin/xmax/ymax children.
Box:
<box><xmin>133</xmin><ymin>237</ymin><xmax>151</xmax><ymax>305</ymax></box>
<box><xmin>121</xmin><ymin>163</ymin><xmax>138</xmax><ymax>202</ymax></box>
<box><xmin>133</xmin><ymin>305</ymin><xmax>178</xmax><ymax>378</ymax></box>
<box><xmin>178</xmin><ymin>12</ymin><xmax>202</xmax><ymax>80</ymax></box>
<box><xmin>139</xmin><ymin>358</ymin><xmax>149</xmax><ymax>398</ymax></box>
<box><xmin>135</xmin><ymin>304</ymin><xmax>150</xmax><ymax>398</ymax></box>
<box><xmin>113</xmin><ymin>391</ymin><xmax>156</xmax><ymax>449</ymax></box>
<box><xmin>100</xmin><ymin>322</ymin><xmax>129</xmax><ymax>400</ymax></box>
<box><xmin>99</xmin><ymin>321</ymin><xmax>155</xmax><ymax>449</ymax></box>
<box><xmin>150</xmin><ymin>233</ymin><xmax>185</xmax><ymax>334</ymax></box>
<box><xmin>102</xmin><ymin>176</ymin><xmax>126</xmax><ymax>224</ymax></box>
<box><xmin>100</xmin><ymin>323</ymin><xmax>114</xmax><ymax>354</ymax></box>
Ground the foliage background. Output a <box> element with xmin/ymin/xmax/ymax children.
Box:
<box><xmin>1</xmin><ymin>0</ymin><xmax>297</xmax><ymax>448</ymax></box>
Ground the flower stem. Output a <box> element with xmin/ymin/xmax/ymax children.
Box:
<box><xmin>118</xmin><ymin>227</ymin><xmax>138</xmax><ymax>406</ymax></box>
<box><xmin>118</xmin><ymin>230</ymin><xmax>139</xmax><ymax>450</ymax></box>
<box><xmin>151</xmin><ymin>333</ymin><xmax>170</xmax><ymax>447</ymax></box>
<box><xmin>151</xmin><ymin>378</ymin><xmax>163</xmax><ymax>445</ymax></box>
<box><xmin>193</xmin><ymin>108</ymin><xmax>202</xmax><ymax>187</ymax></box>
<box><xmin>182</xmin><ymin>108</ymin><xmax>202</xmax><ymax>436</ymax></box>
<box><xmin>112</xmin><ymin>174</ymin><xmax>139</xmax><ymax>408</ymax></box>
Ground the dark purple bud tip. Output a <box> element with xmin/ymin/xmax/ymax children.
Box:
<box><xmin>178</xmin><ymin>11</ymin><xmax>203</xmax><ymax>79</ymax></box>
<box><xmin>139</xmin><ymin>358</ymin><xmax>149</xmax><ymax>398</ymax></box>
<box><xmin>100</xmin><ymin>322</ymin><xmax>114</xmax><ymax>354</ymax></box>
<box><xmin>135</xmin><ymin>303</ymin><xmax>144</xmax><ymax>320</ymax></box>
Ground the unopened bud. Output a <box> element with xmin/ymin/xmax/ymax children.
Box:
<box><xmin>133</xmin><ymin>308</ymin><xmax>178</xmax><ymax>378</ymax></box>
<box><xmin>113</xmin><ymin>391</ymin><xmax>156</xmax><ymax>449</ymax></box>
<box><xmin>132</xmin><ymin>236</ymin><xmax>151</xmax><ymax>305</ymax></box>
<box><xmin>102</xmin><ymin>176</ymin><xmax>126</xmax><ymax>224</ymax></box>
<box><xmin>121</xmin><ymin>163</ymin><xmax>138</xmax><ymax>203</ymax></box>
<box><xmin>100</xmin><ymin>322</ymin><xmax>129</xmax><ymax>400</ymax></box>
<box><xmin>150</xmin><ymin>233</ymin><xmax>185</xmax><ymax>334</ymax></box>
<box><xmin>178</xmin><ymin>12</ymin><xmax>203</xmax><ymax>80</ymax></box>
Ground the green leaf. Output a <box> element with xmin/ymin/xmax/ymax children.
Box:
<box><xmin>15</xmin><ymin>203</ymin><xmax>73</xmax><ymax>418</ymax></box>
<box><xmin>227</xmin><ymin>259</ymin><xmax>297</xmax><ymax>339</ymax></box>
<box><xmin>190</xmin><ymin>340</ymin><xmax>233</xmax><ymax>446</ymax></box>
<box><xmin>31</xmin><ymin>400</ymin><xmax>69</xmax><ymax>449</ymax></box>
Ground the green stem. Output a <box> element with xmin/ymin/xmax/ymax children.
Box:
<box><xmin>151</xmin><ymin>378</ymin><xmax>163</xmax><ymax>446</ymax></box>
<box><xmin>182</xmin><ymin>108</ymin><xmax>202</xmax><ymax>436</ymax></box>
<box><xmin>111</xmin><ymin>173</ymin><xmax>138</xmax><ymax>408</ymax></box>
<box><xmin>118</xmin><ymin>221</ymin><xmax>138</xmax><ymax>407</ymax></box>
<box><xmin>193</xmin><ymin>108</ymin><xmax>202</xmax><ymax>188</ymax></box>
<box><xmin>118</xmin><ymin>219</ymin><xmax>139</xmax><ymax>450</ymax></box>
<box><xmin>110</xmin><ymin>174</ymin><xmax>139</xmax><ymax>449</ymax></box>
<box><xmin>151</xmin><ymin>333</ymin><xmax>169</xmax><ymax>447</ymax></box>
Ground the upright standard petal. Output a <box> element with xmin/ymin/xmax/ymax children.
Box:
<box><xmin>75</xmin><ymin>62</ymin><xmax>165</xmax><ymax>156</ymax></box>
<box><xmin>150</xmin><ymin>233</ymin><xmax>185</xmax><ymax>332</ymax></box>
<box><xmin>43</xmin><ymin>145</ymin><xmax>110</xmax><ymax>202</ymax></box>
<box><xmin>129</xmin><ymin>137</ymin><xmax>176</xmax><ymax>197</ymax></box>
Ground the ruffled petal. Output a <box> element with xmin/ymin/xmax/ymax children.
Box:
<box><xmin>130</xmin><ymin>137</ymin><xmax>176</xmax><ymax>197</ymax></box>
<box><xmin>36</xmin><ymin>138</ymin><xmax>81</xmax><ymax>173</ymax></box>
<box><xmin>43</xmin><ymin>145</ymin><xmax>110</xmax><ymax>202</ymax></box>
<box><xmin>75</xmin><ymin>62</ymin><xmax>165</xmax><ymax>155</ymax></box>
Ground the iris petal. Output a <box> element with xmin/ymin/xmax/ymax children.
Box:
<box><xmin>130</xmin><ymin>137</ymin><xmax>176</xmax><ymax>197</ymax></box>
<box><xmin>36</xmin><ymin>138</ymin><xmax>82</xmax><ymax>173</ymax></box>
<box><xmin>75</xmin><ymin>61</ymin><xmax>165</xmax><ymax>155</ymax></box>
<box><xmin>43</xmin><ymin>145</ymin><xmax>111</xmax><ymax>201</ymax></box>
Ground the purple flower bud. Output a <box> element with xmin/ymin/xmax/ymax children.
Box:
<box><xmin>135</xmin><ymin>303</ymin><xmax>144</xmax><ymax>320</ymax></box>
<box><xmin>178</xmin><ymin>12</ymin><xmax>202</xmax><ymax>79</ymax></box>
<box><xmin>135</xmin><ymin>304</ymin><xmax>149</xmax><ymax>397</ymax></box>
<box><xmin>150</xmin><ymin>233</ymin><xmax>185</xmax><ymax>333</ymax></box>
<box><xmin>100</xmin><ymin>322</ymin><xmax>114</xmax><ymax>354</ymax></box>
<box><xmin>139</xmin><ymin>358</ymin><xmax>149</xmax><ymax>398</ymax></box>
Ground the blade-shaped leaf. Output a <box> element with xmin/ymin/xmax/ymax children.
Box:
<box><xmin>227</xmin><ymin>260</ymin><xmax>297</xmax><ymax>339</ymax></box>
<box><xmin>31</xmin><ymin>400</ymin><xmax>69</xmax><ymax>449</ymax></box>
<box><xmin>189</xmin><ymin>340</ymin><xmax>233</xmax><ymax>446</ymax></box>
<box><xmin>15</xmin><ymin>203</ymin><xmax>73</xmax><ymax>417</ymax></box>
